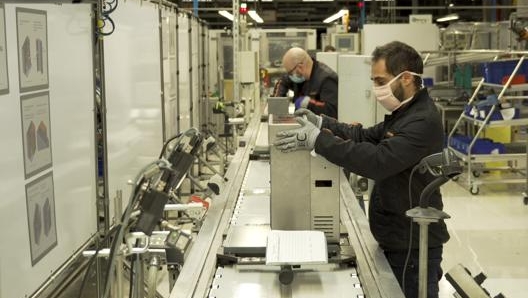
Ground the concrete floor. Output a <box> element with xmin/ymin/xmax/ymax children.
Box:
<box><xmin>439</xmin><ymin>180</ymin><xmax>528</xmax><ymax>298</ymax></box>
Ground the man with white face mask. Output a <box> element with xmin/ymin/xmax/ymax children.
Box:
<box><xmin>272</xmin><ymin>47</ymin><xmax>338</xmax><ymax>118</ymax></box>
<box><xmin>274</xmin><ymin>41</ymin><xmax>448</xmax><ymax>298</ymax></box>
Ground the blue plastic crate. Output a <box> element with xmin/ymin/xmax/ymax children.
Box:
<box><xmin>480</xmin><ymin>59</ymin><xmax>528</xmax><ymax>84</ymax></box>
<box><xmin>464</xmin><ymin>104</ymin><xmax>519</xmax><ymax>121</ymax></box>
<box><xmin>450</xmin><ymin>135</ymin><xmax>505</xmax><ymax>154</ymax></box>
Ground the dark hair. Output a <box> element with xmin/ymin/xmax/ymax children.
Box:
<box><xmin>371</xmin><ymin>41</ymin><xmax>423</xmax><ymax>89</ymax></box>
<box><xmin>324</xmin><ymin>45</ymin><xmax>336</xmax><ymax>52</ymax></box>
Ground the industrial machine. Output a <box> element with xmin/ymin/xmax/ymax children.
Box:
<box><xmin>331</xmin><ymin>33</ymin><xmax>361</xmax><ymax>53</ymax></box>
<box><xmin>83</xmin><ymin>128</ymin><xmax>209</xmax><ymax>298</ymax></box>
<box><xmin>268</xmin><ymin>114</ymin><xmax>341</xmax><ymax>243</ymax></box>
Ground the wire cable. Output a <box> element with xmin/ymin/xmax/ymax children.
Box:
<box><xmin>103</xmin><ymin>128</ymin><xmax>199</xmax><ymax>298</ymax></box>
<box><xmin>77</xmin><ymin>225</ymin><xmax>119</xmax><ymax>298</ymax></box>
<box><xmin>102</xmin><ymin>128</ymin><xmax>201</xmax><ymax>298</ymax></box>
<box><xmin>96</xmin><ymin>0</ymin><xmax>118</xmax><ymax>37</ymax></box>
<box><xmin>102</xmin><ymin>0</ymin><xmax>118</xmax><ymax>15</ymax></box>
<box><xmin>101</xmin><ymin>160</ymin><xmax>161</xmax><ymax>298</ymax></box>
<box><xmin>401</xmin><ymin>165</ymin><xmax>419</xmax><ymax>295</ymax></box>
<box><xmin>127</xmin><ymin>255</ymin><xmax>134</xmax><ymax>298</ymax></box>
<box><xmin>97</xmin><ymin>15</ymin><xmax>115</xmax><ymax>37</ymax></box>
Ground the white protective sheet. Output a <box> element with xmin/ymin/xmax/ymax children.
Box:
<box><xmin>0</xmin><ymin>4</ymin><xmax>96</xmax><ymax>297</ymax></box>
<box><xmin>104</xmin><ymin>0</ymin><xmax>163</xmax><ymax>218</ymax></box>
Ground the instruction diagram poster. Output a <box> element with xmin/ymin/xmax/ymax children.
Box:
<box><xmin>16</xmin><ymin>8</ymin><xmax>48</xmax><ymax>93</ymax></box>
<box><xmin>20</xmin><ymin>91</ymin><xmax>53</xmax><ymax>179</ymax></box>
<box><xmin>0</xmin><ymin>4</ymin><xmax>8</xmax><ymax>95</ymax></box>
<box><xmin>25</xmin><ymin>172</ymin><xmax>57</xmax><ymax>266</ymax></box>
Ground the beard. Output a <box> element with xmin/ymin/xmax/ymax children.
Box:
<box><xmin>393</xmin><ymin>81</ymin><xmax>405</xmax><ymax>102</ymax></box>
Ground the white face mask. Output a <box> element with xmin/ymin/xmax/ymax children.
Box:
<box><xmin>289</xmin><ymin>73</ymin><xmax>305</xmax><ymax>83</ymax></box>
<box><xmin>373</xmin><ymin>71</ymin><xmax>421</xmax><ymax>112</ymax></box>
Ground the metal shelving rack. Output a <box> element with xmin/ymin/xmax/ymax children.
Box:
<box><xmin>445</xmin><ymin>54</ymin><xmax>528</xmax><ymax>203</ymax></box>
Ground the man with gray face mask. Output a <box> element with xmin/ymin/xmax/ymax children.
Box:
<box><xmin>272</xmin><ymin>47</ymin><xmax>338</xmax><ymax>118</ymax></box>
<box><xmin>274</xmin><ymin>41</ymin><xmax>448</xmax><ymax>298</ymax></box>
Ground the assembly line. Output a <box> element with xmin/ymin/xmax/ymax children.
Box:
<box><xmin>0</xmin><ymin>1</ymin><xmax>526</xmax><ymax>298</ymax></box>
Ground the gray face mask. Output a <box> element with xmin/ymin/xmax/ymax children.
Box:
<box><xmin>289</xmin><ymin>74</ymin><xmax>305</xmax><ymax>83</ymax></box>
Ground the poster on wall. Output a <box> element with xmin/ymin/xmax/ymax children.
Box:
<box><xmin>25</xmin><ymin>171</ymin><xmax>57</xmax><ymax>266</ymax></box>
<box><xmin>0</xmin><ymin>4</ymin><xmax>9</xmax><ymax>95</ymax></box>
<box><xmin>16</xmin><ymin>8</ymin><xmax>48</xmax><ymax>93</ymax></box>
<box><xmin>20</xmin><ymin>91</ymin><xmax>53</xmax><ymax>179</ymax></box>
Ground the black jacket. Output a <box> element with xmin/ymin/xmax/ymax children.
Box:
<box><xmin>274</xmin><ymin>58</ymin><xmax>338</xmax><ymax>118</ymax></box>
<box><xmin>314</xmin><ymin>88</ymin><xmax>449</xmax><ymax>250</ymax></box>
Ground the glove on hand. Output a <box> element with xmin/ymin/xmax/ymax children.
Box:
<box><xmin>294</xmin><ymin>108</ymin><xmax>322</xmax><ymax>128</ymax></box>
<box><xmin>274</xmin><ymin>117</ymin><xmax>320</xmax><ymax>153</ymax></box>
<box><xmin>294</xmin><ymin>96</ymin><xmax>310</xmax><ymax>110</ymax></box>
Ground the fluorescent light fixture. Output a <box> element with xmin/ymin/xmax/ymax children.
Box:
<box><xmin>218</xmin><ymin>10</ymin><xmax>234</xmax><ymax>21</ymax></box>
<box><xmin>303</xmin><ymin>0</ymin><xmax>333</xmax><ymax>2</ymax></box>
<box><xmin>248</xmin><ymin>10</ymin><xmax>264</xmax><ymax>23</ymax></box>
<box><xmin>436</xmin><ymin>13</ymin><xmax>459</xmax><ymax>22</ymax></box>
<box><xmin>323</xmin><ymin>9</ymin><xmax>348</xmax><ymax>24</ymax></box>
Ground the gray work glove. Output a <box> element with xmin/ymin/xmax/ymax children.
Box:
<box><xmin>274</xmin><ymin>117</ymin><xmax>320</xmax><ymax>153</ymax></box>
<box><xmin>294</xmin><ymin>108</ymin><xmax>322</xmax><ymax>129</ymax></box>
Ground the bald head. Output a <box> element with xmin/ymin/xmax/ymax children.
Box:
<box><xmin>282</xmin><ymin>47</ymin><xmax>309</xmax><ymax>66</ymax></box>
<box><xmin>282</xmin><ymin>47</ymin><xmax>313</xmax><ymax>79</ymax></box>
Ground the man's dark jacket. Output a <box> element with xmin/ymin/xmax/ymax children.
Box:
<box><xmin>314</xmin><ymin>88</ymin><xmax>449</xmax><ymax>250</ymax></box>
<box><xmin>274</xmin><ymin>57</ymin><xmax>338</xmax><ymax>118</ymax></box>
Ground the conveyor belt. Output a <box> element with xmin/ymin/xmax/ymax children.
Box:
<box><xmin>169</xmin><ymin>115</ymin><xmax>404</xmax><ymax>298</ymax></box>
<box><xmin>209</xmin><ymin>264</ymin><xmax>364</xmax><ymax>298</ymax></box>
<box><xmin>223</xmin><ymin>160</ymin><xmax>271</xmax><ymax>255</ymax></box>
<box><xmin>218</xmin><ymin>160</ymin><xmax>365</xmax><ymax>297</ymax></box>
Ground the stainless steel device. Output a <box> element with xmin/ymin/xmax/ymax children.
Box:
<box><xmin>268</xmin><ymin>114</ymin><xmax>340</xmax><ymax>243</ymax></box>
<box><xmin>266</xmin><ymin>96</ymin><xmax>290</xmax><ymax>116</ymax></box>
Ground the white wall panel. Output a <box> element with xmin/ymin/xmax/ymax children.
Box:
<box><xmin>338</xmin><ymin>55</ymin><xmax>376</xmax><ymax>126</ymax></box>
<box><xmin>161</xmin><ymin>8</ymin><xmax>179</xmax><ymax>139</ymax></box>
<box><xmin>178</xmin><ymin>14</ymin><xmax>191</xmax><ymax>131</ymax></box>
<box><xmin>208</xmin><ymin>30</ymin><xmax>220</xmax><ymax>96</ymax></box>
<box><xmin>104</xmin><ymin>1</ymin><xmax>163</xmax><ymax>218</ymax></box>
<box><xmin>191</xmin><ymin>18</ymin><xmax>200</xmax><ymax>127</ymax></box>
<box><xmin>0</xmin><ymin>4</ymin><xmax>95</xmax><ymax>297</ymax></box>
<box><xmin>362</xmin><ymin>24</ymin><xmax>439</xmax><ymax>56</ymax></box>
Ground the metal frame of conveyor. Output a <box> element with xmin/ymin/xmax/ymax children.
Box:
<box><xmin>168</xmin><ymin>111</ymin><xmax>404</xmax><ymax>298</ymax></box>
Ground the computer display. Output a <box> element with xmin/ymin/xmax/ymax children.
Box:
<box><xmin>332</xmin><ymin>33</ymin><xmax>360</xmax><ymax>53</ymax></box>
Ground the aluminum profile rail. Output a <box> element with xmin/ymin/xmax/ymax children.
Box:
<box><xmin>169</xmin><ymin>113</ymin><xmax>262</xmax><ymax>298</ymax></box>
<box><xmin>339</xmin><ymin>174</ymin><xmax>405</xmax><ymax>298</ymax></box>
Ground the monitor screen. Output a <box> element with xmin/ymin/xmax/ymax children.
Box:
<box><xmin>333</xmin><ymin>34</ymin><xmax>360</xmax><ymax>53</ymax></box>
<box><xmin>336</xmin><ymin>36</ymin><xmax>353</xmax><ymax>49</ymax></box>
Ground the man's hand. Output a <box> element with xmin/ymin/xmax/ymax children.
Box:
<box><xmin>294</xmin><ymin>108</ymin><xmax>322</xmax><ymax>128</ymax></box>
<box><xmin>274</xmin><ymin>117</ymin><xmax>320</xmax><ymax>153</ymax></box>
<box><xmin>294</xmin><ymin>96</ymin><xmax>310</xmax><ymax>110</ymax></box>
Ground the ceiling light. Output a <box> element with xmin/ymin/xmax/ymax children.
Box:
<box><xmin>303</xmin><ymin>0</ymin><xmax>333</xmax><ymax>2</ymax></box>
<box><xmin>323</xmin><ymin>9</ymin><xmax>348</xmax><ymax>24</ymax></box>
<box><xmin>248</xmin><ymin>10</ymin><xmax>264</xmax><ymax>23</ymax></box>
<box><xmin>436</xmin><ymin>13</ymin><xmax>459</xmax><ymax>22</ymax></box>
<box><xmin>218</xmin><ymin>10</ymin><xmax>234</xmax><ymax>21</ymax></box>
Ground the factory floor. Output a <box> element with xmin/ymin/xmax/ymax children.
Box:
<box><xmin>437</xmin><ymin>180</ymin><xmax>528</xmax><ymax>298</ymax></box>
<box><xmin>61</xmin><ymin>176</ymin><xmax>528</xmax><ymax>298</ymax></box>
